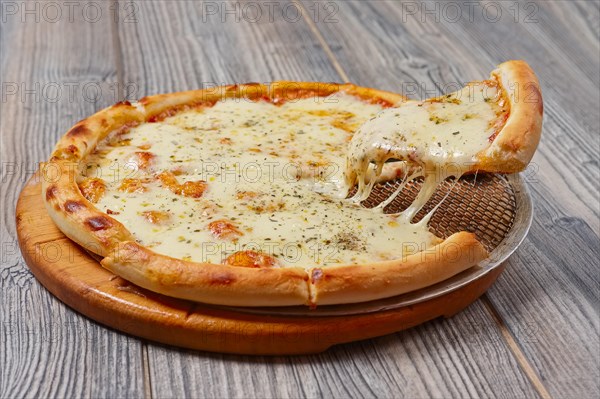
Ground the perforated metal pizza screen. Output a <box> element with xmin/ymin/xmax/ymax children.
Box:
<box><xmin>357</xmin><ymin>174</ymin><xmax>516</xmax><ymax>253</ymax></box>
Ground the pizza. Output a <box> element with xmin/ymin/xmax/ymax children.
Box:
<box><xmin>41</xmin><ymin>60</ymin><xmax>542</xmax><ymax>307</ymax></box>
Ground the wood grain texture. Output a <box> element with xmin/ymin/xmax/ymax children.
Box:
<box><xmin>115</xmin><ymin>0</ymin><xmax>340</xmax><ymax>97</ymax></box>
<box><xmin>116</xmin><ymin>1</ymin><xmax>538</xmax><ymax>397</ymax></box>
<box><xmin>147</xmin><ymin>304</ymin><xmax>539</xmax><ymax>399</ymax></box>
<box><xmin>304</xmin><ymin>0</ymin><xmax>599</xmax><ymax>397</ymax></box>
<box><xmin>0</xmin><ymin>2</ymin><xmax>145</xmax><ymax>397</ymax></box>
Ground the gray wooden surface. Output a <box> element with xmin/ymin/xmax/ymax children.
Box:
<box><xmin>1</xmin><ymin>0</ymin><xmax>598</xmax><ymax>398</ymax></box>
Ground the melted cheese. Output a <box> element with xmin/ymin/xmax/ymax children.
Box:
<box><xmin>82</xmin><ymin>93</ymin><xmax>439</xmax><ymax>267</ymax></box>
<box><xmin>346</xmin><ymin>82</ymin><xmax>507</xmax><ymax>222</ymax></box>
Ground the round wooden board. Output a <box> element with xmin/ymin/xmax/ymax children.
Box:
<box><xmin>16</xmin><ymin>172</ymin><xmax>505</xmax><ymax>355</ymax></box>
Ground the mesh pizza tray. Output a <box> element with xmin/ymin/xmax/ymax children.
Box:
<box><xmin>224</xmin><ymin>172</ymin><xmax>533</xmax><ymax>316</ymax></box>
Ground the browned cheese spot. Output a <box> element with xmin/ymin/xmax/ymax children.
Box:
<box><xmin>78</xmin><ymin>178</ymin><xmax>106</xmax><ymax>203</ymax></box>
<box><xmin>224</xmin><ymin>250</ymin><xmax>278</xmax><ymax>268</ymax></box>
<box><xmin>132</xmin><ymin>151</ymin><xmax>156</xmax><ymax>170</ymax></box>
<box><xmin>118</xmin><ymin>178</ymin><xmax>148</xmax><ymax>193</ymax></box>
<box><xmin>142</xmin><ymin>210</ymin><xmax>171</xmax><ymax>225</ymax></box>
<box><xmin>208</xmin><ymin>219</ymin><xmax>243</xmax><ymax>240</ymax></box>
<box><xmin>157</xmin><ymin>171</ymin><xmax>207</xmax><ymax>198</ymax></box>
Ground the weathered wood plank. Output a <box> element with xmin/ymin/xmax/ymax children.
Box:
<box><xmin>526</xmin><ymin>0</ymin><xmax>599</xmax><ymax>87</ymax></box>
<box><xmin>117</xmin><ymin>1</ymin><xmax>539</xmax><ymax>397</ymax></box>
<box><xmin>147</xmin><ymin>302</ymin><xmax>538</xmax><ymax>399</ymax></box>
<box><xmin>305</xmin><ymin>0</ymin><xmax>599</xmax><ymax>397</ymax></box>
<box><xmin>0</xmin><ymin>2</ymin><xmax>145</xmax><ymax>397</ymax></box>
<box><xmin>116</xmin><ymin>0</ymin><xmax>340</xmax><ymax>96</ymax></box>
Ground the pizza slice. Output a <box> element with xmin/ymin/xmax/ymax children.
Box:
<box><xmin>346</xmin><ymin>60</ymin><xmax>542</xmax><ymax>222</ymax></box>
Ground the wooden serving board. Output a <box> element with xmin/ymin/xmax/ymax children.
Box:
<box><xmin>16</xmin><ymin>172</ymin><xmax>505</xmax><ymax>355</ymax></box>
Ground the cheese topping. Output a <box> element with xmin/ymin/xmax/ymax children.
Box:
<box><xmin>81</xmin><ymin>93</ymin><xmax>440</xmax><ymax>267</ymax></box>
<box><xmin>346</xmin><ymin>81</ymin><xmax>508</xmax><ymax>222</ymax></box>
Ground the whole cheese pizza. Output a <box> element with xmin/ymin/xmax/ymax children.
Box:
<box><xmin>41</xmin><ymin>60</ymin><xmax>542</xmax><ymax>307</ymax></box>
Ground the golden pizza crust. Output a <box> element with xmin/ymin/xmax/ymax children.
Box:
<box><xmin>41</xmin><ymin>72</ymin><xmax>540</xmax><ymax>307</ymax></box>
<box><xmin>98</xmin><ymin>233</ymin><xmax>486</xmax><ymax>307</ymax></box>
<box><xmin>476</xmin><ymin>60</ymin><xmax>543</xmax><ymax>172</ymax></box>
<box><xmin>41</xmin><ymin>160</ymin><xmax>134</xmax><ymax>257</ymax></box>
<box><xmin>51</xmin><ymin>101</ymin><xmax>145</xmax><ymax>162</ymax></box>
<box><xmin>310</xmin><ymin>232</ymin><xmax>487</xmax><ymax>305</ymax></box>
<box><xmin>101</xmin><ymin>241</ymin><xmax>310</xmax><ymax>307</ymax></box>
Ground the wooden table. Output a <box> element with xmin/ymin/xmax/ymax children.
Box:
<box><xmin>1</xmin><ymin>1</ymin><xmax>598</xmax><ymax>397</ymax></box>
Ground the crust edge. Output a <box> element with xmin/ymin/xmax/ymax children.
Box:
<box><xmin>41</xmin><ymin>160</ymin><xmax>134</xmax><ymax>257</ymax></box>
<box><xmin>476</xmin><ymin>60</ymin><xmax>543</xmax><ymax>173</ymax></box>
<box><xmin>101</xmin><ymin>241</ymin><xmax>311</xmax><ymax>307</ymax></box>
<box><xmin>310</xmin><ymin>232</ymin><xmax>488</xmax><ymax>306</ymax></box>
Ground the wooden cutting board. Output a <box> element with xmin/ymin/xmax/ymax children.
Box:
<box><xmin>16</xmin><ymin>172</ymin><xmax>505</xmax><ymax>355</ymax></box>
